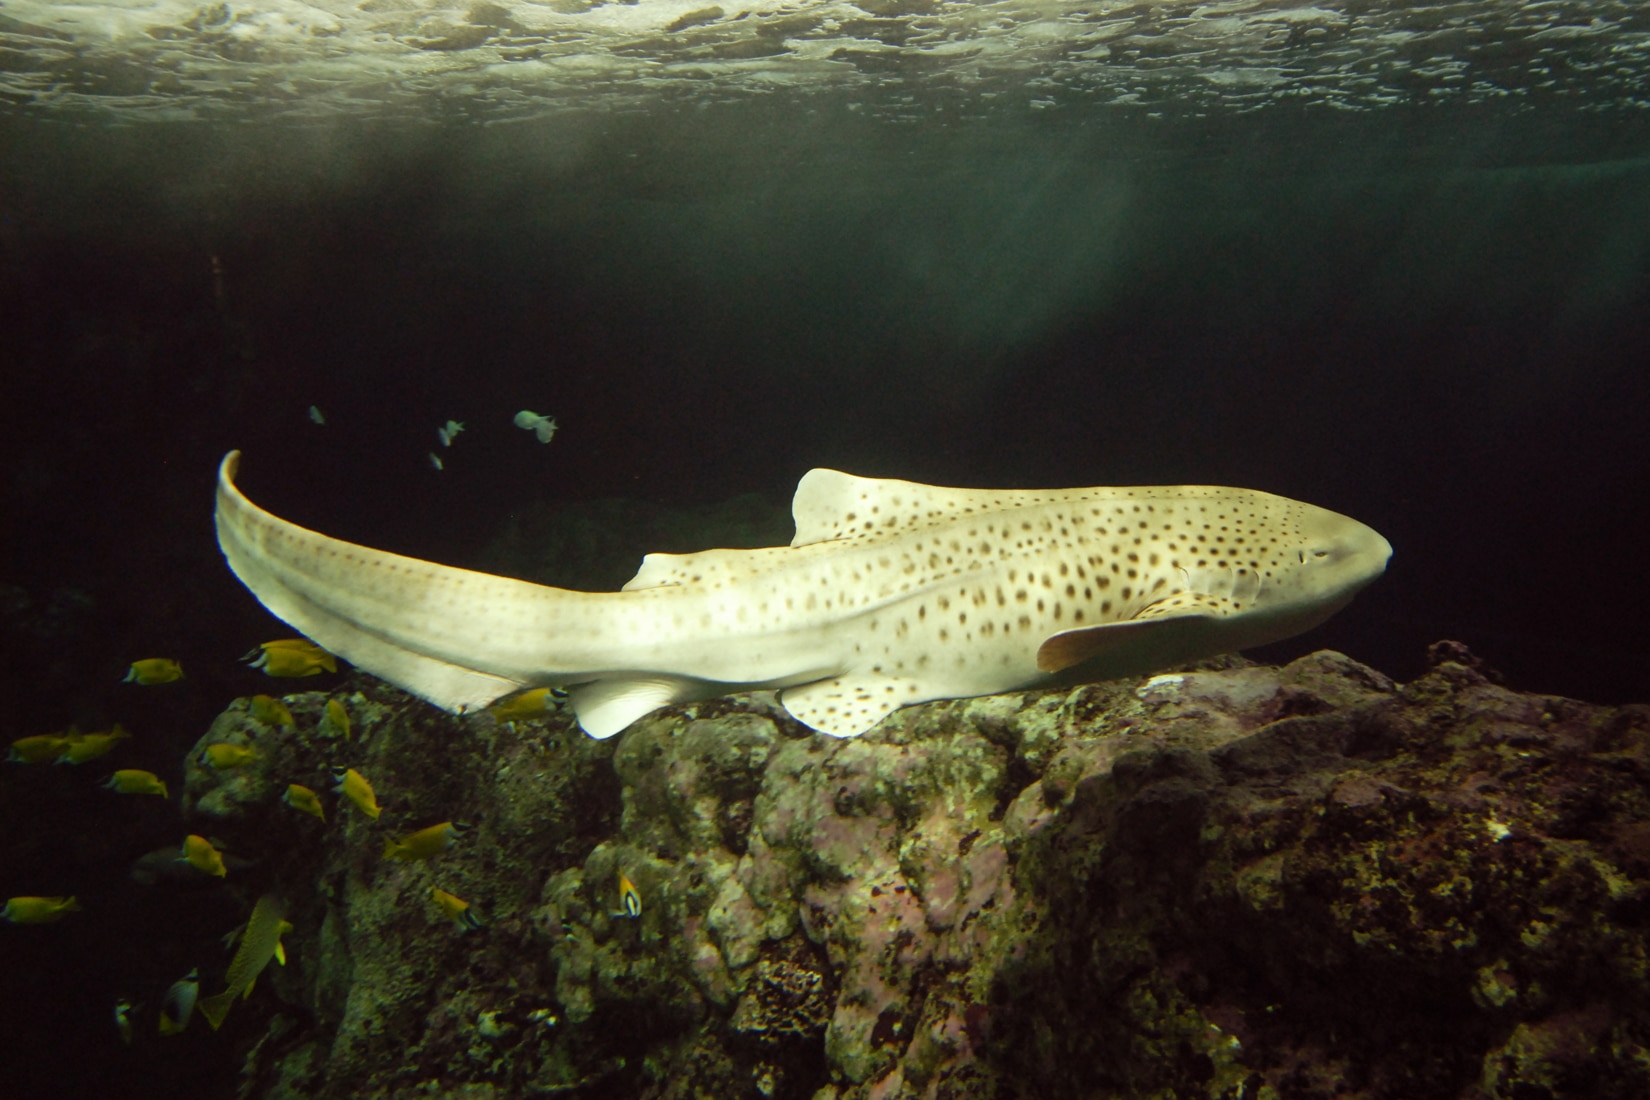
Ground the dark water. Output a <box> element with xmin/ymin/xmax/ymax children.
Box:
<box><xmin>3</xmin><ymin>22</ymin><xmax>1650</xmax><ymax>1093</ymax></box>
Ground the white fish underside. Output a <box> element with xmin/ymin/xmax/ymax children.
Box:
<box><xmin>214</xmin><ymin>453</ymin><xmax>1391</xmax><ymax>739</ymax></box>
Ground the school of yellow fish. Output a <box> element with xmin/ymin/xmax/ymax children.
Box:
<box><xmin>1</xmin><ymin>636</ymin><xmax>644</xmax><ymax>1042</ymax></box>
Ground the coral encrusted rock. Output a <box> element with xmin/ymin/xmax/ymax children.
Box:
<box><xmin>179</xmin><ymin>645</ymin><xmax>1650</xmax><ymax>1100</ymax></box>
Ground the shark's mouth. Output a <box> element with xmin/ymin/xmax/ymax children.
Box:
<box><xmin>0</xmin><ymin>0</ymin><xmax>1643</xmax><ymax>122</ymax></box>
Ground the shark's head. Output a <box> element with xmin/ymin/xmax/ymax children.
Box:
<box><xmin>1244</xmin><ymin>498</ymin><xmax>1392</xmax><ymax>624</ymax></box>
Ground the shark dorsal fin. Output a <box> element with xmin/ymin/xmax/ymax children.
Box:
<box><xmin>789</xmin><ymin>468</ymin><xmax>1061</xmax><ymax>547</ymax></box>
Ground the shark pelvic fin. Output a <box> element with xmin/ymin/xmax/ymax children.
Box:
<box><xmin>780</xmin><ymin>673</ymin><xmax>910</xmax><ymax>738</ymax></box>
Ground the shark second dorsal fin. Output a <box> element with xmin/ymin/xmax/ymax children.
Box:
<box><xmin>622</xmin><ymin>547</ymin><xmax>795</xmax><ymax>592</ymax></box>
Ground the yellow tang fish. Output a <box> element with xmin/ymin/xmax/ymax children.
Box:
<box><xmin>124</xmin><ymin>658</ymin><xmax>184</xmax><ymax>685</ymax></box>
<box><xmin>105</xmin><ymin>769</ymin><xmax>168</xmax><ymax>798</ymax></box>
<box><xmin>199</xmin><ymin>895</ymin><xmax>292</xmax><ymax>1031</ymax></box>
<box><xmin>383</xmin><ymin>821</ymin><xmax>470</xmax><ymax>862</ymax></box>
<box><xmin>58</xmin><ymin>724</ymin><xmax>131</xmax><ymax>765</ymax></box>
<box><xmin>431</xmin><ymin>887</ymin><xmax>483</xmax><ymax>931</ymax></box>
<box><xmin>249</xmin><ymin>695</ymin><xmax>295</xmax><ymax>727</ymax></box>
<box><xmin>486</xmin><ymin>687</ymin><xmax>552</xmax><ymax>724</ymax></box>
<box><xmin>331</xmin><ymin>767</ymin><xmax>380</xmax><ymax>819</ymax></box>
<box><xmin>283</xmin><ymin>783</ymin><xmax>326</xmax><ymax>821</ymax></box>
<box><xmin>256</xmin><ymin>636</ymin><xmax>330</xmax><ymax>654</ymax></box>
<box><xmin>181</xmin><ymin>835</ymin><xmax>227</xmax><ymax>878</ymax></box>
<box><xmin>324</xmin><ymin>697</ymin><xmax>351</xmax><ymax>740</ymax></box>
<box><xmin>8</xmin><ymin>733</ymin><xmax>71</xmax><ymax>764</ymax></box>
<box><xmin>244</xmin><ymin>639</ymin><xmax>337</xmax><ymax>678</ymax></box>
<box><xmin>3</xmin><ymin>895</ymin><xmax>81</xmax><ymax>923</ymax></box>
<box><xmin>199</xmin><ymin>743</ymin><xmax>258</xmax><ymax>769</ymax></box>
<box><xmin>614</xmin><ymin>873</ymin><xmax>641</xmax><ymax>919</ymax></box>
<box><xmin>158</xmin><ymin>967</ymin><xmax>199</xmax><ymax>1035</ymax></box>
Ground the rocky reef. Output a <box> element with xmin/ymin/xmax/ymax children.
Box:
<box><xmin>179</xmin><ymin>642</ymin><xmax>1650</xmax><ymax>1099</ymax></box>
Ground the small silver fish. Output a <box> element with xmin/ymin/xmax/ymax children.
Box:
<box><xmin>308</xmin><ymin>405</ymin><xmax>326</xmax><ymax>426</ymax></box>
<box><xmin>115</xmin><ymin>998</ymin><xmax>136</xmax><ymax>1045</ymax></box>
<box><xmin>513</xmin><ymin>410</ymin><xmax>558</xmax><ymax>443</ymax></box>
<box><xmin>438</xmin><ymin>420</ymin><xmax>465</xmax><ymax>447</ymax></box>
<box><xmin>428</xmin><ymin>452</ymin><xmax>444</xmax><ymax>471</ymax></box>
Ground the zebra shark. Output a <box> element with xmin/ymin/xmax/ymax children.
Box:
<box><xmin>214</xmin><ymin>452</ymin><xmax>1391</xmax><ymax>738</ymax></box>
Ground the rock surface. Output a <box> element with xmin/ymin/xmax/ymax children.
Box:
<box><xmin>180</xmin><ymin>643</ymin><xmax>1650</xmax><ymax>1099</ymax></box>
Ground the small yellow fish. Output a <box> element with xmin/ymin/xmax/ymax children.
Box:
<box><xmin>283</xmin><ymin>783</ymin><xmax>326</xmax><ymax>821</ymax></box>
<box><xmin>255</xmin><ymin>636</ymin><xmax>329</xmax><ymax>653</ymax></box>
<box><xmin>8</xmin><ymin>733</ymin><xmax>71</xmax><ymax>764</ymax></box>
<box><xmin>124</xmin><ymin>658</ymin><xmax>184</xmax><ymax>685</ymax></box>
<box><xmin>105</xmin><ymin>769</ymin><xmax>168</xmax><ymax>798</ymax></box>
<box><xmin>115</xmin><ymin>998</ymin><xmax>136</xmax><ymax>1045</ymax></box>
<box><xmin>383</xmin><ymin>821</ymin><xmax>470</xmax><ymax>862</ymax></box>
<box><xmin>486</xmin><ymin>687</ymin><xmax>552</xmax><ymax>723</ymax></box>
<box><xmin>199</xmin><ymin>895</ymin><xmax>292</xmax><ymax>1031</ymax></box>
<box><xmin>431</xmin><ymin>887</ymin><xmax>483</xmax><ymax>931</ymax></box>
<box><xmin>2</xmin><ymin>895</ymin><xmax>81</xmax><ymax>923</ymax></box>
<box><xmin>199</xmin><ymin>743</ymin><xmax>258</xmax><ymax>769</ymax></box>
<box><xmin>331</xmin><ymin>767</ymin><xmax>380</xmax><ymax>819</ymax></box>
<box><xmin>249</xmin><ymin>694</ymin><xmax>295</xmax><ymax>727</ymax></box>
<box><xmin>244</xmin><ymin>639</ymin><xmax>337</xmax><ymax>678</ymax></box>
<box><xmin>324</xmin><ymin>697</ymin><xmax>351</xmax><ymax>740</ymax></box>
<box><xmin>181</xmin><ymin>834</ymin><xmax>227</xmax><ymax>878</ymax></box>
<box><xmin>158</xmin><ymin>968</ymin><xmax>199</xmax><ymax>1035</ymax></box>
<box><xmin>614</xmin><ymin>873</ymin><xmax>642</xmax><ymax>919</ymax></box>
<box><xmin>57</xmin><ymin>724</ymin><xmax>131</xmax><ymax>765</ymax></box>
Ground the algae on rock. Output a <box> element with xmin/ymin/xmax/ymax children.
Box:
<box><xmin>179</xmin><ymin>645</ymin><xmax>1650</xmax><ymax>1099</ymax></box>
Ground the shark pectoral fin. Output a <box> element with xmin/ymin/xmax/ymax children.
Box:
<box><xmin>780</xmin><ymin>674</ymin><xmax>910</xmax><ymax>738</ymax></box>
<box><xmin>567</xmin><ymin>676</ymin><xmax>704</xmax><ymax>739</ymax></box>
<box><xmin>1036</xmin><ymin>598</ymin><xmax>1225</xmax><ymax>674</ymax></box>
<box><xmin>1038</xmin><ymin>621</ymin><xmax>1153</xmax><ymax>674</ymax></box>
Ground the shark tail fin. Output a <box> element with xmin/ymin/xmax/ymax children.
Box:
<box><xmin>214</xmin><ymin>451</ymin><xmax>529</xmax><ymax>714</ymax></box>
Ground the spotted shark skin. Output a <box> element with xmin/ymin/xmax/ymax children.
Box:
<box><xmin>214</xmin><ymin>452</ymin><xmax>1391</xmax><ymax>739</ymax></box>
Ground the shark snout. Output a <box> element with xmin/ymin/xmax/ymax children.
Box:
<box><xmin>1310</xmin><ymin>514</ymin><xmax>1392</xmax><ymax>591</ymax></box>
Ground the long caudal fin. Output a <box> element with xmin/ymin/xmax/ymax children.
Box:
<box><xmin>214</xmin><ymin>451</ymin><xmax>532</xmax><ymax>714</ymax></box>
